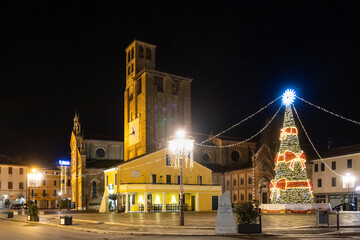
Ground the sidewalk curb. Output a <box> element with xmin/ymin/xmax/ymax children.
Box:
<box><xmin>3</xmin><ymin>217</ymin><xmax>360</xmax><ymax>237</ymax></box>
<box><xmin>0</xmin><ymin>217</ymin><xmax>218</xmax><ymax>236</ymax></box>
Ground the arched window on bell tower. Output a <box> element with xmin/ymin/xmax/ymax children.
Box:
<box><xmin>146</xmin><ymin>48</ymin><xmax>151</xmax><ymax>60</ymax></box>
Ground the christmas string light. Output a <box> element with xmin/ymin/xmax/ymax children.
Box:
<box><xmin>196</xmin><ymin>103</ymin><xmax>283</xmax><ymax>148</ymax></box>
<box><xmin>296</xmin><ymin>96</ymin><xmax>360</xmax><ymax>126</ymax></box>
<box><xmin>202</xmin><ymin>96</ymin><xmax>281</xmax><ymax>144</ymax></box>
<box><xmin>292</xmin><ymin>104</ymin><xmax>344</xmax><ymax>177</ymax></box>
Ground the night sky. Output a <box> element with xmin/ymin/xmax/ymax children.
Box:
<box><xmin>2</xmin><ymin>1</ymin><xmax>360</xmax><ymax>166</ymax></box>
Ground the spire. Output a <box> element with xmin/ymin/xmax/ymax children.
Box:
<box><xmin>73</xmin><ymin>112</ymin><xmax>81</xmax><ymax>136</ymax></box>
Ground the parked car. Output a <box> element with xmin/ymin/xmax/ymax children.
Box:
<box><xmin>11</xmin><ymin>204</ymin><xmax>22</xmax><ymax>209</ymax></box>
<box><xmin>332</xmin><ymin>203</ymin><xmax>357</xmax><ymax>211</ymax></box>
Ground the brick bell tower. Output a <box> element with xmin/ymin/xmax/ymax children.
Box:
<box><xmin>124</xmin><ymin>40</ymin><xmax>192</xmax><ymax>161</ymax></box>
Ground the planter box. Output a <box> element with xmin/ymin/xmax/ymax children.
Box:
<box><xmin>60</xmin><ymin>216</ymin><xmax>72</xmax><ymax>225</ymax></box>
<box><xmin>5</xmin><ymin>212</ymin><xmax>13</xmax><ymax>218</ymax></box>
<box><xmin>237</xmin><ymin>224</ymin><xmax>261</xmax><ymax>233</ymax></box>
<box><xmin>27</xmin><ymin>215</ymin><xmax>39</xmax><ymax>221</ymax></box>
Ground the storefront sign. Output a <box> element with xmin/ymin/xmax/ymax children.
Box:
<box><xmin>57</xmin><ymin>160</ymin><xmax>70</xmax><ymax>166</ymax></box>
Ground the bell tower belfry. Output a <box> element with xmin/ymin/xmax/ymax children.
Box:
<box><xmin>124</xmin><ymin>40</ymin><xmax>192</xmax><ymax>161</ymax></box>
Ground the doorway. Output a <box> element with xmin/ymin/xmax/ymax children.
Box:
<box><xmin>262</xmin><ymin>192</ymin><xmax>268</xmax><ymax>204</ymax></box>
<box><xmin>191</xmin><ymin>196</ymin><xmax>195</xmax><ymax>211</ymax></box>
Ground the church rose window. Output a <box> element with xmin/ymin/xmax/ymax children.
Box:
<box><xmin>202</xmin><ymin>153</ymin><xmax>210</xmax><ymax>162</ymax></box>
<box><xmin>96</xmin><ymin>148</ymin><xmax>105</xmax><ymax>158</ymax></box>
<box><xmin>231</xmin><ymin>151</ymin><xmax>240</xmax><ymax>162</ymax></box>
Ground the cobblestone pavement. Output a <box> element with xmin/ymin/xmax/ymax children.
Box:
<box><xmin>2</xmin><ymin>211</ymin><xmax>360</xmax><ymax>236</ymax></box>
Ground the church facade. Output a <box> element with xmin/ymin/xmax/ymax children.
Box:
<box><xmin>70</xmin><ymin>114</ymin><xmax>124</xmax><ymax>210</ymax></box>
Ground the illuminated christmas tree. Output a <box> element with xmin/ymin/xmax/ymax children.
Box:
<box><xmin>270</xmin><ymin>90</ymin><xmax>313</xmax><ymax>204</ymax></box>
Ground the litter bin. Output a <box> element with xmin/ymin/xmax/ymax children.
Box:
<box><xmin>60</xmin><ymin>216</ymin><xmax>72</xmax><ymax>225</ymax></box>
<box><xmin>4</xmin><ymin>212</ymin><xmax>13</xmax><ymax>218</ymax></box>
<box><xmin>316</xmin><ymin>210</ymin><xmax>329</xmax><ymax>227</ymax></box>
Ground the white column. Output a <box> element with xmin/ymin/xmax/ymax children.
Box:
<box><xmin>125</xmin><ymin>193</ymin><xmax>129</xmax><ymax>213</ymax></box>
<box><xmin>144</xmin><ymin>192</ymin><xmax>148</xmax><ymax>213</ymax></box>
<box><xmin>162</xmin><ymin>192</ymin><xmax>166</xmax><ymax>212</ymax></box>
<box><xmin>196</xmin><ymin>193</ymin><xmax>200</xmax><ymax>212</ymax></box>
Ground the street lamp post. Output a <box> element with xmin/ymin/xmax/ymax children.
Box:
<box><xmin>343</xmin><ymin>173</ymin><xmax>356</xmax><ymax>205</ymax></box>
<box><xmin>168</xmin><ymin>130</ymin><xmax>194</xmax><ymax>226</ymax></box>
<box><xmin>28</xmin><ymin>168</ymin><xmax>43</xmax><ymax>205</ymax></box>
<box><xmin>58</xmin><ymin>192</ymin><xmax>62</xmax><ymax>210</ymax></box>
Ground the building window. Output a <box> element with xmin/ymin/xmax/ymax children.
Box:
<box><xmin>43</xmin><ymin>190</ymin><xmax>46</xmax><ymax>196</ymax></box>
<box><xmin>166</xmin><ymin>175</ymin><xmax>171</xmax><ymax>184</ymax></box>
<box><xmin>332</xmin><ymin>177</ymin><xmax>336</xmax><ymax>187</ymax></box>
<box><xmin>248</xmin><ymin>177</ymin><xmax>252</xmax><ymax>185</ymax></box>
<box><xmin>54</xmin><ymin>190</ymin><xmax>57</xmax><ymax>197</ymax></box>
<box><xmin>321</xmin><ymin>163</ymin><xmax>325</xmax><ymax>171</ymax></box>
<box><xmin>92</xmin><ymin>182</ymin><xmax>96</xmax><ymax>197</ymax></box>
<box><xmin>152</xmin><ymin>174</ymin><xmax>156</xmax><ymax>184</ymax></box>
<box><xmin>249</xmin><ymin>193</ymin><xmax>253</xmax><ymax>201</ymax></box>
<box><xmin>318</xmin><ymin>179</ymin><xmax>322</xmax><ymax>188</ymax></box>
<box><xmin>19</xmin><ymin>182</ymin><xmax>24</xmax><ymax>190</ymax></box>
<box><xmin>332</xmin><ymin>161</ymin><xmax>336</xmax><ymax>170</ymax></box>
<box><xmin>128</xmin><ymin>66</ymin><xmax>131</xmax><ymax>76</ymax></box>
<box><xmin>31</xmin><ymin>189</ymin><xmax>34</xmax><ymax>196</ymax></box>
<box><xmin>154</xmin><ymin>76</ymin><xmax>164</xmax><ymax>92</ymax></box>
<box><xmin>131</xmin><ymin>63</ymin><xmax>134</xmax><ymax>73</ymax></box>
<box><xmin>198</xmin><ymin>176</ymin><xmax>202</xmax><ymax>185</ymax></box>
<box><xmin>20</xmin><ymin>168</ymin><xmax>23</xmax><ymax>175</ymax></box>
<box><xmin>146</xmin><ymin>48</ymin><xmax>151</xmax><ymax>59</ymax></box>
<box><xmin>241</xmin><ymin>193</ymin><xmax>244</xmax><ymax>201</ymax></box>
<box><xmin>233</xmin><ymin>178</ymin><xmax>237</xmax><ymax>187</ymax></box>
<box><xmin>139</xmin><ymin>46</ymin><xmax>144</xmax><ymax>58</ymax></box>
<box><xmin>115</xmin><ymin>173</ymin><xmax>118</xmax><ymax>185</ymax></box>
<box><xmin>67</xmin><ymin>179</ymin><xmax>71</xmax><ymax>186</ymax></box>
<box><xmin>233</xmin><ymin>193</ymin><xmax>237</xmax><ymax>202</ymax></box>
<box><xmin>226</xmin><ymin>180</ymin><xmax>230</xmax><ymax>187</ymax></box>
<box><xmin>166</xmin><ymin>155</ymin><xmax>171</xmax><ymax>166</ymax></box>
<box><xmin>96</xmin><ymin>148</ymin><xmax>106</xmax><ymax>158</ymax></box>
<box><xmin>127</xmin><ymin>51</ymin><xmax>130</xmax><ymax>63</ymax></box>
<box><xmin>240</xmin><ymin>178</ymin><xmax>244</xmax><ymax>185</ymax></box>
<box><xmin>136</xmin><ymin>78</ymin><xmax>142</xmax><ymax>96</ymax></box>
<box><xmin>43</xmin><ymin>180</ymin><xmax>46</xmax><ymax>186</ymax></box>
<box><xmin>314</xmin><ymin>164</ymin><xmax>318</xmax><ymax>172</ymax></box>
<box><xmin>131</xmin><ymin>47</ymin><xmax>134</xmax><ymax>59</ymax></box>
<box><xmin>106</xmin><ymin>175</ymin><xmax>108</xmax><ymax>186</ymax></box>
<box><xmin>347</xmin><ymin>159</ymin><xmax>352</xmax><ymax>168</ymax></box>
<box><xmin>54</xmin><ymin>180</ymin><xmax>57</xmax><ymax>186</ymax></box>
<box><xmin>202</xmin><ymin>153</ymin><xmax>210</xmax><ymax>162</ymax></box>
<box><xmin>231</xmin><ymin>151</ymin><xmax>240</xmax><ymax>162</ymax></box>
<box><xmin>8</xmin><ymin>167</ymin><xmax>12</xmax><ymax>174</ymax></box>
<box><xmin>177</xmin><ymin>175</ymin><xmax>180</xmax><ymax>185</ymax></box>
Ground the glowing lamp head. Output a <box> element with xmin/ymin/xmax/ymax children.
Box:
<box><xmin>176</xmin><ymin>130</ymin><xmax>186</xmax><ymax>138</ymax></box>
<box><xmin>282</xmin><ymin>89</ymin><xmax>296</xmax><ymax>106</ymax></box>
<box><xmin>31</xmin><ymin>168</ymin><xmax>37</xmax><ymax>173</ymax></box>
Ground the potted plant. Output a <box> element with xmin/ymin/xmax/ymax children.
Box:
<box><xmin>27</xmin><ymin>201</ymin><xmax>39</xmax><ymax>221</ymax></box>
<box><xmin>234</xmin><ymin>201</ymin><xmax>261</xmax><ymax>233</ymax></box>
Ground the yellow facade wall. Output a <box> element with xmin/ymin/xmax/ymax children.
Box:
<box><xmin>117</xmin><ymin>148</ymin><xmax>213</xmax><ymax>185</ymax></box>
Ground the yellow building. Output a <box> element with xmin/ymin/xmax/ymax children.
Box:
<box><xmin>100</xmin><ymin>148</ymin><xmax>222</xmax><ymax>212</ymax></box>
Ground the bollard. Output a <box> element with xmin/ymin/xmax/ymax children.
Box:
<box><xmin>336</xmin><ymin>209</ymin><xmax>339</xmax><ymax>231</ymax></box>
<box><xmin>259</xmin><ymin>208</ymin><xmax>262</xmax><ymax>233</ymax></box>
